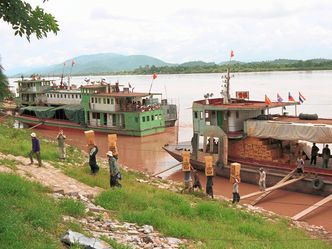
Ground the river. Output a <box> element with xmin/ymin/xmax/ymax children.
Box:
<box><xmin>9</xmin><ymin>70</ymin><xmax>332</xmax><ymax>233</ymax></box>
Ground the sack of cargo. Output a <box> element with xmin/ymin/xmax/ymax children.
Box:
<box><xmin>205</xmin><ymin>156</ymin><xmax>214</xmax><ymax>176</ymax></box>
<box><xmin>108</xmin><ymin>134</ymin><xmax>118</xmax><ymax>156</ymax></box>
<box><xmin>182</xmin><ymin>151</ymin><xmax>191</xmax><ymax>171</ymax></box>
<box><xmin>84</xmin><ymin>130</ymin><xmax>95</xmax><ymax>146</ymax></box>
<box><xmin>230</xmin><ymin>162</ymin><xmax>241</xmax><ymax>183</ymax></box>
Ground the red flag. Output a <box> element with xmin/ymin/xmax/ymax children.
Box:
<box><xmin>72</xmin><ymin>59</ymin><xmax>75</xmax><ymax>66</ymax></box>
<box><xmin>230</xmin><ymin>50</ymin><xmax>234</xmax><ymax>58</ymax></box>
<box><xmin>288</xmin><ymin>92</ymin><xmax>295</xmax><ymax>102</ymax></box>
<box><xmin>265</xmin><ymin>94</ymin><xmax>272</xmax><ymax>105</ymax></box>
<box><xmin>153</xmin><ymin>73</ymin><xmax>157</xmax><ymax>80</ymax></box>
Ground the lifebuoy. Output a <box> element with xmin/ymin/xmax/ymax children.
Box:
<box><xmin>312</xmin><ymin>178</ymin><xmax>324</xmax><ymax>190</ymax></box>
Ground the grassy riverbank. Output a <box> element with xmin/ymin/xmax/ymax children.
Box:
<box><xmin>0</xmin><ymin>173</ymin><xmax>85</xmax><ymax>249</ymax></box>
<box><xmin>0</xmin><ymin>121</ymin><xmax>331</xmax><ymax>249</ymax></box>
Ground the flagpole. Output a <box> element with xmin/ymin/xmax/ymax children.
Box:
<box><xmin>148</xmin><ymin>79</ymin><xmax>154</xmax><ymax>95</ymax></box>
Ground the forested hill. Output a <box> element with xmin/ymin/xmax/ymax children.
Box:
<box><xmin>127</xmin><ymin>58</ymin><xmax>332</xmax><ymax>75</ymax></box>
<box><xmin>10</xmin><ymin>54</ymin><xmax>332</xmax><ymax>77</ymax></box>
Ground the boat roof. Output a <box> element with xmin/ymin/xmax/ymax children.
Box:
<box><xmin>80</xmin><ymin>84</ymin><xmax>107</xmax><ymax>89</ymax></box>
<box><xmin>94</xmin><ymin>92</ymin><xmax>161</xmax><ymax>98</ymax></box>
<box><xmin>15</xmin><ymin>79</ymin><xmax>55</xmax><ymax>83</ymax></box>
<box><xmin>193</xmin><ymin>98</ymin><xmax>297</xmax><ymax>110</ymax></box>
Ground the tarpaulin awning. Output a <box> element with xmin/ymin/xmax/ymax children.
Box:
<box><xmin>19</xmin><ymin>105</ymin><xmax>85</xmax><ymax>124</ymax></box>
<box><xmin>19</xmin><ymin>106</ymin><xmax>55</xmax><ymax>119</ymax></box>
<box><xmin>245</xmin><ymin>119</ymin><xmax>332</xmax><ymax>143</ymax></box>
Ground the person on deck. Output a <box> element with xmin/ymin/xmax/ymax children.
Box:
<box><xmin>322</xmin><ymin>145</ymin><xmax>331</xmax><ymax>169</ymax></box>
<box><xmin>258</xmin><ymin>168</ymin><xmax>266</xmax><ymax>191</ymax></box>
<box><xmin>56</xmin><ymin>130</ymin><xmax>66</xmax><ymax>159</ymax></box>
<box><xmin>232</xmin><ymin>178</ymin><xmax>240</xmax><ymax>203</ymax></box>
<box><xmin>89</xmin><ymin>144</ymin><xmax>99</xmax><ymax>175</ymax></box>
<box><xmin>107</xmin><ymin>151</ymin><xmax>122</xmax><ymax>188</ymax></box>
<box><xmin>296</xmin><ymin>155</ymin><xmax>305</xmax><ymax>174</ymax></box>
<box><xmin>28</xmin><ymin>132</ymin><xmax>42</xmax><ymax>167</ymax></box>
<box><xmin>310</xmin><ymin>143</ymin><xmax>319</xmax><ymax>166</ymax></box>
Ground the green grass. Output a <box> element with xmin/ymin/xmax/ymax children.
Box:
<box><xmin>101</xmin><ymin>236</ymin><xmax>133</xmax><ymax>249</ymax></box>
<box><xmin>1</xmin><ymin>122</ymin><xmax>331</xmax><ymax>249</ymax></box>
<box><xmin>0</xmin><ymin>173</ymin><xmax>77</xmax><ymax>249</ymax></box>
<box><xmin>59</xmin><ymin>198</ymin><xmax>86</xmax><ymax>218</ymax></box>
<box><xmin>62</xmin><ymin>166</ymin><xmax>332</xmax><ymax>249</ymax></box>
<box><xmin>0</xmin><ymin>120</ymin><xmax>85</xmax><ymax>167</ymax></box>
<box><xmin>0</xmin><ymin>158</ymin><xmax>17</xmax><ymax>170</ymax></box>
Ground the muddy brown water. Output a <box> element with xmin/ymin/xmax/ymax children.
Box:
<box><xmin>31</xmin><ymin>125</ymin><xmax>332</xmax><ymax>234</ymax></box>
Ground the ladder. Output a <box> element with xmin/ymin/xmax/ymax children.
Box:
<box><xmin>292</xmin><ymin>194</ymin><xmax>332</xmax><ymax>221</ymax></box>
<box><xmin>251</xmin><ymin>168</ymin><xmax>297</xmax><ymax>205</ymax></box>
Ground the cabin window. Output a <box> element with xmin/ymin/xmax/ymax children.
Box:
<box><xmin>261</xmin><ymin>110</ymin><xmax>264</xmax><ymax>115</ymax></box>
<box><xmin>92</xmin><ymin>112</ymin><xmax>100</xmax><ymax>119</ymax></box>
<box><xmin>151</xmin><ymin>115</ymin><xmax>154</xmax><ymax>121</ymax></box>
<box><xmin>64</xmin><ymin>94</ymin><xmax>67</xmax><ymax>98</ymax></box>
<box><xmin>112</xmin><ymin>114</ymin><xmax>116</xmax><ymax>126</ymax></box>
<box><xmin>200</xmin><ymin>112</ymin><xmax>203</xmax><ymax>120</ymax></box>
<box><xmin>107</xmin><ymin>98</ymin><xmax>110</xmax><ymax>104</ymax></box>
<box><xmin>155</xmin><ymin>114</ymin><xmax>158</xmax><ymax>120</ymax></box>
<box><xmin>91</xmin><ymin>98</ymin><xmax>94</xmax><ymax>103</ymax></box>
<box><xmin>159</xmin><ymin>114</ymin><xmax>162</xmax><ymax>119</ymax></box>
<box><xmin>72</xmin><ymin>94</ymin><xmax>74</xmax><ymax>98</ymax></box>
<box><xmin>57</xmin><ymin>94</ymin><xmax>59</xmax><ymax>98</ymax></box>
<box><xmin>46</xmin><ymin>94</ymin><xmax>49</xmax><ymax>97</ymax></box>
<box><xmin>103</xmin><ymin>98</ymin><xmax>106</xmax><ymax>104</ymax></box>
<box><xmin>205</xmin><ymin>111</ymin><xmax>209</xmax><ymax>119</ymax></box>
<box><xmin>227</xmin><ymin>111</ymin><xmax>231</xmax><ymax>117</ymax></box>
<box><xmin>60</xmin><ymin>94</ymin><xmax>63</xmax><ymax>98</ymax></box>
<box><xmin>147</xmin><ymin>116</ymin><xmax>150</xmax><ymax>121</ymax></box>
<box><xmin>194</xmin><ymin>111</ymin><xmax>198</xmax><ymax>119</ymax></box>
<box><xmin>236</xmin><ymin>111</ymin><xmax>239</xmax><ymax>119</ymax></box>
<box><xmin>76</xmin><ymin>94</ymin><xmax>78</xmax><ymax>99</ymax></box>
<box><xmin>98</xmin><ymin>98</ymin><xmax>101</xmax><ymax>104</ymax></box>
<box><xmin>111</xmin><ymin>98</ymin><xmax>114</xmax><ymax>104</ymax></box>
<box><xmin>142</xmin><ymin>116</ymin><xmax>145</xmax><ymax>122</ymax></box>
<box><xmin>167</xmin><ymin>109</ymin><xmax>170</xmax><ymax>114</ymax></box>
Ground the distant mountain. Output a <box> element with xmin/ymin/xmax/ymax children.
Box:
<box><xmin>9</xmin><ymin>55</ymin><xmax>332</xmax><ymax>77</ymax></box>
<box><xmin>180</xmin><ymin>61</ymin><xmax>216</xmax><ymax>67</ymax></box>
<box><xmin>12</xmin><ymin>53</ymin><xmax>173</xmax><ymax>77</ymax></box>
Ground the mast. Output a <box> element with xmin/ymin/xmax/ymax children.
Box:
<box><xmin>224</xmin><ymin>68</ymin><xmax>231</xmax><ymax>104</ymax></box>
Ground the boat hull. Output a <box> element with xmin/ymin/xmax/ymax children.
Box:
<box><xmin>163</xmin><ymin>143</ymin><xmax>332</xmax><ymax>196</ymax></box>
<box><xmin>15</xmin><ymin>115</ymin><xmax>165</xmax><ymax>136</ymax></box>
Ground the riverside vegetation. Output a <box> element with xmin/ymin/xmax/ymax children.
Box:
<box><xmin>0</xmin><ymin>120</ymin><xmax>331</xmax><ymax>249</ymax></box>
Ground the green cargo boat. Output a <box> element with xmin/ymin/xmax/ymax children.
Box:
<box><xmin>16</xmin><ymin>77</ymin><xmax>177</xmax><ymax>136</ymax></box>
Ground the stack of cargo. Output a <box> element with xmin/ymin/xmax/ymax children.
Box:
<box><xmin>229</xmin><ymin>137</ymin><xmax>282</xmax><ymax>162</ymax></box>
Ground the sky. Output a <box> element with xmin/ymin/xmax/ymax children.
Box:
<box><xmin>1</xmin><ymin>0</ymin><xmax>332</xmax><ymax>72</ymax></box>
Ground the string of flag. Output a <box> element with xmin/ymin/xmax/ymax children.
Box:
<box><xmin>264</xmin><ymin>92</ymin><xmax>306</xmax><ymax>105</ymax></box>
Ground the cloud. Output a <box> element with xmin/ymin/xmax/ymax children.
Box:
<box><xmin>1</xmin><ymin>0</ymin><xmax>332</xmax><ymax>71</ymax></box>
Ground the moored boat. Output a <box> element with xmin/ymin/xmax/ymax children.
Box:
<box><xmin>15</xmin><ymin>76</ymin><xmax>177</xmax><ymax>136</ymax></box>
<box><xmin>163</xmin><ymin>69</ymin><xmax>332</xmax><ymax>196</ymax></box>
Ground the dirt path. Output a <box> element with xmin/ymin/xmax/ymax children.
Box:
<box><xmin>0</xmin><ymin>152</ymin><xmax>101</xmax><ymax>198</ymax></box>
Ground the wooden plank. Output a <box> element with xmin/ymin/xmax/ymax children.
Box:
<box><xmin>28</xmin><ymin>122</ymin><xmax>43</xmax><ymax>130</ymax></box>
<box><xmin>241</xmin><ymin>176</ymin><xmax>305</xmax><ymax>200</ymax></box>
<box><xmin>292</xmin><ymin>194</ymin><xmax>332</xmax><ymax>221</ymax></box>
<box><xmin>152</xmin><ymin>162</ymin><xmax>182</xmax><ymax>176</ymax></box>
<box><xmin>251</xmin><ymin>169</ymin><xmax>297</xmax><ymax>205</ymax></box>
